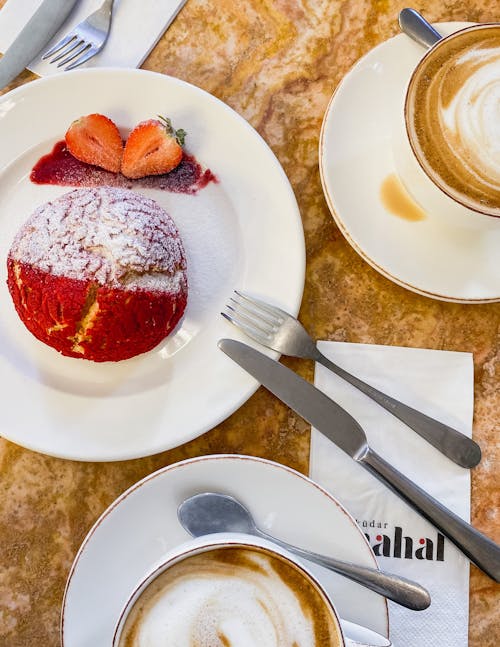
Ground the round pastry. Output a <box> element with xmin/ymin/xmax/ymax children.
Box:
<box><xmin>7</xmin><ymin>187</ymin><xmax>188</xmax><ymax>362</ymax></box>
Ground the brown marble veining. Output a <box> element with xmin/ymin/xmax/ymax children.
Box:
<box><xmin>0</xmin><ymin>1</ymin><xmax>498</xmax><ymax>645</ymax></box>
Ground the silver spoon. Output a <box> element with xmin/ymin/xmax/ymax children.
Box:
<box><xmin>177</xmin><ymin>492</ymin><xmax>431</xmax><ymax>611</ymax></box>
<box><xmin>399</xmin><ymin>8</ymin><xmax>442</xmax><ymax>49</ymax></box>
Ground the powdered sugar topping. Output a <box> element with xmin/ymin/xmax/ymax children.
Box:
<box><xmin>9</xmin><ymin>187</ymin><xmax>187</xmax><ymax>293</ymax></box>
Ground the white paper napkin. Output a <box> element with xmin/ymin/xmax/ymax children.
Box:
<box><xmin>310</xmin><ymin>341</ymin><xmax>472</xmax><ymax>647</ymax></box>
<box><xmin>0</xmin><ymin>0</ymin><xmax>186</xmax><ymax>75</ymax></box>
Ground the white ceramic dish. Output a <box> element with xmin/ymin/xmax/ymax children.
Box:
<box><xmin>0</xmin><ymin>68</ymin><xmax>305</xmax><ymax>461</ymax></box>
<box><xmin>320</xmin><ymin>22</ymin><xmax>500</xmax><ymax>303</ymax></box>
<box><xmin>61</xmin><ymin>455</ymin><xmax>390</xmax><ymax>645</ymax></box>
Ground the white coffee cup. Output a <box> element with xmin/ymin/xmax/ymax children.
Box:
<box><xmin>113</xmin><ymin>533</ymin><xmax>358</xmax><ymax>647</ymax></box>
<box><xmin>112</xmin><ymin>533</ymin><xmax>392</xmax><ymax>647</ymax></box>
<box><xmin>393</xmin><ymin>23</ymin><xmax>500</xmax><ymax>230</ymax></box>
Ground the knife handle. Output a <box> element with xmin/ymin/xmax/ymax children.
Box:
<box><xmin>316</xmin><ymin>352</ymin><xmax>481</xmax><ymax>469</ymax></box>
<box><xmin>362</xmin><ymin>449</ymin><xmax>500</xmax><ymax>582</ymax></box>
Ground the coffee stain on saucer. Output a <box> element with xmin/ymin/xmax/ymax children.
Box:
<box><xmin>217</xmin><ymin>631</ymin><xmax>231</xmax><ymax>647</ymax></box>
<box><xmin>380</xmin><ymin>174</ymin><xmax>426</xmax><ymax>221</ymax></box>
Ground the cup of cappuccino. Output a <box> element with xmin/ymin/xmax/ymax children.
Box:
<box><xmin>394</xmin><ymin>23</ymin><xmax>500</xmax><ymax>228</ymax></box>
<box><xmin>113</xmin><ymin>533</ymin><xmax>347</xmax><ymax>647</ymax></box>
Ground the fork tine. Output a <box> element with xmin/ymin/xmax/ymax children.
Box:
<box><xmin>228</xmin><ymin>298</ymin><xmax>278</xmax><ymax>331</ymax></box>
<box><xmin>234</xmin><ymin>290</ymin><xmax>285</xmax><ymax>322</ymax></box>
<box><xmin>65</xmin><ymin>45</ymin><xmax>99</xmax><ymax>70</ymax></box>
<box><xmin>221</xmin><ymin>311</ymin><xmax>272</xmax><ymax>346</ymax></box>
<box><xmin>42</xmin><ymin>0</ymin><xmax>115</xmax><ymax>71</ymax></box>
<box><xmin>48</xmin><ymin>39</ymin><xmax>84</xmax><ymax>64</ymax></box>
<box><xmin>42</xmin><ymin>34</ymin><xmax>76</xmax><ymax>59</ymax></box>
<box><xmin>225</xmin><ymin>303</ymin><xmax>275</xmax><ymax>337</ymax></box>
<box><xmin>56</xmin><ymin>42</ymin><xmax>91</xmax><ymax>68</ymax></box>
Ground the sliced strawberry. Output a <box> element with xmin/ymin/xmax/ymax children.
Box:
<box><xmin>121</xmin><ymin>116</ymin><xmax>186</xmax><ymax>179</ymax></box>
<box><xmin>65</xmin><ymin>113</ymin><xmax>123</xmax><ymax>173</ymax></box>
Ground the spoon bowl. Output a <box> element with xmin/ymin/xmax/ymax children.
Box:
<box><xmin>178</xmin><ymin>491</ymin><xmax>256</xmax><ymax>535</ymax></box>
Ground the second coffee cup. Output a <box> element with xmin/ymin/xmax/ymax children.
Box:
<box><xmin>394</xmin><ymin>23</ymin><xmax>500</xmax><ymax>229</ymax></box>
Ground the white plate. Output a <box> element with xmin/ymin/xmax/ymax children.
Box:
<box><xmin>61</xmin><ymin>455</ymin><xmax>389</xmax><ymax>645</ymax></box>
<box><xmin>319</xmin><ymin>23</ymin><xmax>500</xmax><ymax>303</ymax></box>
<box><xmin>0</xmin><ymin>68</ymin><xmax>305</xmax><ymax>461</ymax></box>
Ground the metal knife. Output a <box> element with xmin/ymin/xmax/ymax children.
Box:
<box><xmin>0</xmin><ymin>0</ymin><xmax>79</xmax><ymax>90</ymax></box>
<box><xmin>219</xmin><ymin>338</ymin><xmax>500</xmax><ymax>582</ymax></box>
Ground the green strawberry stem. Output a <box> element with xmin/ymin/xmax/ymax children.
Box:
<box><xmin>158</xmin><ymin>115</ymin><xmax>187</xmax><ymax>147</ymax></box>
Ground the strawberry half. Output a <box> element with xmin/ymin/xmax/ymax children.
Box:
<box><xmin>65</xmin><ymin>113</ymin><xmax>124</xmax><ymax>173</ymax></box>
<box><xmin>121</xmin><ymin>116</ymin><xmax>186</xmax><ymax>179</ymax></box>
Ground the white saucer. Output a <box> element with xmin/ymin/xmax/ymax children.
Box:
<box><xmin>61</xmin><ymin>455</ymin><xmax>389</xmax><ymax>645</ymax></box>
<box><xmin>319</xmin><ymin>23</ymin><xmax>500</xmax><ymax>303</ymax></box>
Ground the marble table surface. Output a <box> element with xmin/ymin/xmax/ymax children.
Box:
<box><xmin>0</xmin><ymin>1</ymin><xmax>498</xmax><ymax>645</ymax></box>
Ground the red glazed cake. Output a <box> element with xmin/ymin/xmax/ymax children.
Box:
<box><xmin>7</xmin><ymin>187</ymin><xmax>188</xmax><ymax>362</ymax></box>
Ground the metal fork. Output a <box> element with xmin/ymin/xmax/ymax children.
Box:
<box><xmin>42</xmin><ymin>0</ymin><xmax>115</xmax><ymax>71</ymax></box>
<box><xmin>222</xmin><ymin>291</ymin><xmax>482</xmax><ymax>469</ymax></box>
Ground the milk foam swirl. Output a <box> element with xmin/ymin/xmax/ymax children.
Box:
<box><xmin>119</xmin><ymin>548</ymin><xmax>338</xmax><ymax>647</ymax></box>
<box><xmin>440</xmin><ymin>46</ymin><xmax>500</xmax><ymax>188</ymax></box>
<box><xmin>408</xmin><ymin>26</ymin><xmax>500</xmax><ymax>215</ymax></box>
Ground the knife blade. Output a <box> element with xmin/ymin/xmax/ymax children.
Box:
<box><xmin>0</xmin><ymin>0</ymin><xmax>79</xmax><ymax>90</ymax></box>
<box><xmin>219</xmin><ymin>338</ymin><xmax>500</xmax><ymax>582</ymax></box>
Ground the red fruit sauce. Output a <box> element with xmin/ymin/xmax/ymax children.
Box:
<box><xmin>30</xmin><ymin>141</ymin><xmax>218</xmax><ymax>194</ymax></box>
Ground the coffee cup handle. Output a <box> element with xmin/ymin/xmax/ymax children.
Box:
<box><xmin>341</xmin><ymin>618</ymin><xmax>392</xmax><ymax>647</ymax></box>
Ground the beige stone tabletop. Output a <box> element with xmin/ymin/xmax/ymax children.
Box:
<box><xmin>0</xmin><ymin>1</ymin><xmax>498</xmax><ymax>645</ymax></box>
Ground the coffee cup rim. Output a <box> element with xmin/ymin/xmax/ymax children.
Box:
<box><xmin>403</xmin><ymin>22</ymin><xmax>500</xmax><ymax>220</ymax></box>
<box><xmin>112</xmin><ymin>532</ymin><xmax>346</xmax><ymax>647</ymax></box>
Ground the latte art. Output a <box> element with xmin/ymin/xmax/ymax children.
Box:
<box><xmin>407</xmin><ymin>25</ymin><xmax>500</xmax><ymax>216</ymax></box>
<box><xmin>441</xmin><ymin>47</ymin><xmax>500</xmax><ymax>185</ymax></box>
<box><xmin>118</xmin><ymin>547</ymin><xmax>340</xmax><ymax>647</ymax></box>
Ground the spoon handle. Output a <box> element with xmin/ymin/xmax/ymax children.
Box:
<box><xmin>399</xmin><ymin>8</ymin><xmax>442</xmax><ymax>49</ymax></box>
<box><xmin>255</xmin><ymin>529</ymin><xmax>430</xmax><ymax>611</ymax></box>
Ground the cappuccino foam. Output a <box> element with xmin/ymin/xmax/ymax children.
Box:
<box><xmin>118</xmin><ymin>547</ymin><xmax>341</xmax><ymax>647</ymax></box>
<box><xmin>407</xmin><ymin>25</ymin><xmax>500</xmax><ymax>216</ymax></box>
